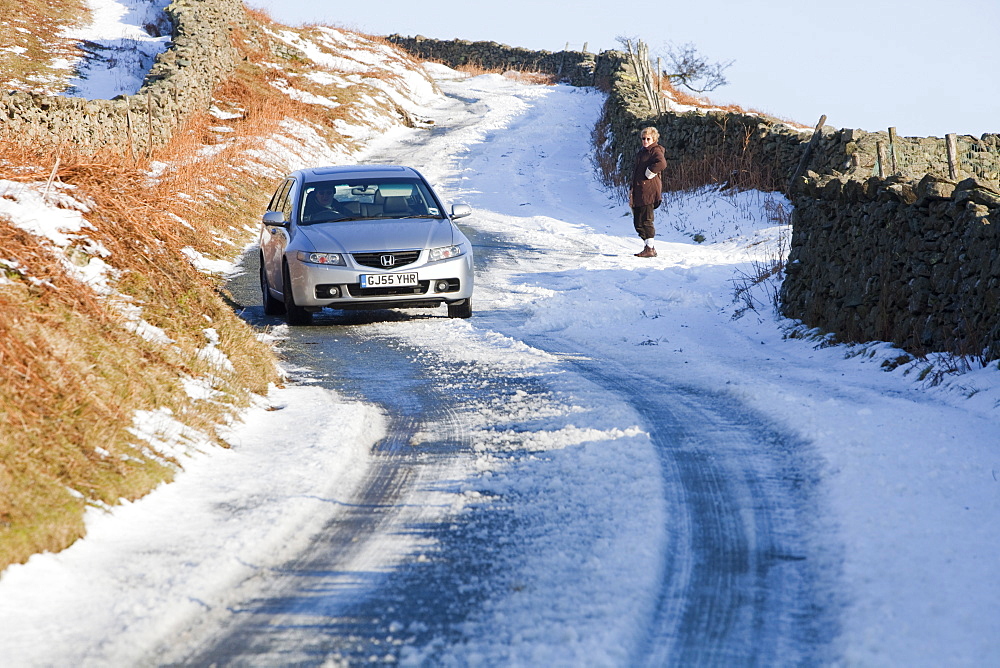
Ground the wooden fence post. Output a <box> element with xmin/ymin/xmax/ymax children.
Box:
<box><xmin>888</xmin><ymin>127</ymin><xmax>898</xmax><ymax>174</ymax></box>
<box><xmin>656</xmin><ymin>57</ymin><xmax>662</xmax><ymax>100</ymax></box>
<box><xmin>626</xmin><ymin>39</ymin><xmax>661</xmax><ymax>115</ymax></box>
<box><xmin>147</xmin><ymin>94</ymin><xmax>154</xmax><ymax>159</ymax></box>
<box><xmin>44</xmin><ymin>153</ymin><xmax>60</xmax><ymax>204</ymax></box>
<box><xmin>876</xmin><ymin>141</ymin><xmax>888</xmax><ymax>179</ymax></box>
<box><xmin>787</xmin><ymin>114</ymin><xmax>827</xmax><ymax>192</ymax></box>
<box><xmin>946</xmin><ymin>133</ymin><xmax>959</xmax><ymax>180</ymax></box>
<box><xmin>126</xmin><ymin>104</ymin><xmax>135</xmax><ymax>164</ymax></box>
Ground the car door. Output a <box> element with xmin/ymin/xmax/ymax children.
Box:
<box><xmin>261</xmin><ymin>178</ymin><xmax>296</xmax><ymax>294</ymax></box>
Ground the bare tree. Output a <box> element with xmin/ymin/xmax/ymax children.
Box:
<box><xmin>662</xmin><ymin>42</ymin><xmax>733</xmax><ymax>93</ymax></box>
<box><xmin>615</xmin><ymin>34</ymin><xmax>639</xmax><ymax>49</ymax></box>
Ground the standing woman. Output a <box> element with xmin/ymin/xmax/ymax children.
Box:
<box><xmin>630</xmin><ymin>127</ymin><xmax>667</xmax><ymax>258</ymax></box>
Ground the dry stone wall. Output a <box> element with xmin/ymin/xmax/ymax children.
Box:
<box><xmin>591</xmin><ymin>47</ymin><xmax>1000</xmax><ymax>359</ymax></box>
<box><xmin>387</xmin><ymin>35</ymin><xmax>597</xmax><ymax>87</ymax></box>
<box><xmin>0</xmin><ymin>0</ymin><xmax>251</xmax><ymax>153</ymax></box>
<box><xmin>782</xmin><ymin>133</ymin><xmax>1000</xmax><ymax>359</ymax></box>
<box><xmin>392</xmin><ymin>38</ymin><xmax>1000</xmax><ymax>357</ymax></box>
<box><xmin>783</xmin><ymin>173</ymin><xmax>1000</xmax><ymax>358</ymax></box>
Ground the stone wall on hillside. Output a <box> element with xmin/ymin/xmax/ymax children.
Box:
<box><xmin>0</xmin><ymin>0</ymin><xmax>251</xmax><ymax>153</ymax></box>
<box><xmin>592</xmin><ymin>46</ymin><xmax>1000</xmax><ymax>359</ymax></box>
<box><xmin>388</xmin><ymin>37</ymin><xmax>1000</xmax><ymax>358</ymax></box>
<box><xmin>782</xmin><ymin>173</ymin><xmax>1000</xmax><ymax>358</ymax></box>
<box><xmin>594</xmin><ymin>50</ymin><xmax>1000</xmax><ymax>195</ymax></box>
<box><xmin>387</xmin><ymin>35</ymin><xmax>597</xmax><ymax>87</ymax></box>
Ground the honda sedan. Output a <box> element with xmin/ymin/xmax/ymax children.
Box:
<box><xmin>259</xmin><ymin>165</ymin><xmax>474</xmax><ymax>325</ymax></box>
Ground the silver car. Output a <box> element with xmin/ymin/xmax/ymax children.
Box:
<box><xmin>259</xmin><ymin>165</ymin><xmax>474</xmax><ymax>325</ymax></box>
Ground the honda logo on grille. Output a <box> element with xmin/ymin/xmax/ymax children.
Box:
<box><xmin>380</xmin><ymin>254</ymin><xmax>395</xmax><ymax>267</ymax></box>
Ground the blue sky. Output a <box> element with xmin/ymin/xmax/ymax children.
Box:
<box><xmin>248</xmin><ymin>0</ymin><xmax>998</xmax><ymax>138</ymax></box>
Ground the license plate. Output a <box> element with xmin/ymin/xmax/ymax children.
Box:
<box><xmin>361</xmin><ymin>272</ymin><xmax>418</xmax><ymax>288</ymax></box>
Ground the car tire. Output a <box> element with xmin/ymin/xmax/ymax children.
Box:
<box><xmin>447</xmin><ymin>298</ymin><xmax>472</xmax><ymax>319</ymax></box>
<box><xmin>260</xmin><ymin>254</ymin><xmax>286</xmax><ymax>316</ymax></box>
<box><xmin>282</xmin><ymin>261</ymin><xmax>312</xmax><ymax>326</ymax></box>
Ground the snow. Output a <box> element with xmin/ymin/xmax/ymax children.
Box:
<box><xmin>0</xmin><ymin>386</ymin><xmax>385</xmax><ymax>666</ymax></box>
<box><xmin>0</xmin><ymin>180</ymin><xmax>95</xmax><ymax>247</ymax></box>
<box><xmin>61</xmin><ymin>0</ymin><xmax>172</xmax><ymax>99</ymax></box>
<box><xmin>1</xmin><ymin>16</ymin><xmax>999</xmax><ymax>668</ymax></box>
<box><xmin>179</xmin><ymin>246</ymin><xmax>235</xmax><ymax>275</ymax></box>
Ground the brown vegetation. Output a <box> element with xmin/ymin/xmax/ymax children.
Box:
<box><xmin>0</xmin><ymin>6</ymin><xmax>437</xmax><ymax>571</ymax></box>
<box><xmin>659</xmin><ymin>76</ymin><xmax>803</xmax><ymax>126</ymax></box>
<box><xmin>424</xmin><ymin>57</ymin><xmax>557</xmax><ymax>85</ymax></box>
<box><xmin>0</xmin><ymin>4</ymin><xmax>525</xmax><ymax>571</ymax></box>
<box><xmin>0</xmin><ymin>0</ymin><xmax>89</xmax><ymax>94</ymax></box>
<box><xmin>0</xmin><ymin>20</ymin><xmax>316</xmax><ymax>571</ymax></box>
<box><xmin>0</xmin><ymin>123</ymin><xmax>284</xmax><ymax>568</ymax></box>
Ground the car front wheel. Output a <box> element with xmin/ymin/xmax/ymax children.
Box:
<box><xmin>447</xmin><ymin>299</ymin><xmax>472</xmax><ymax>319</ymax></box>
<box><xmin>282</xmin><ymin>262</ymin><xmax>312</xmax><ymax>326</ymax></box>
<box><xmin>260</xmin><ymin>254</ymin><xmax>285</xmax><ymax>316</ymax></box>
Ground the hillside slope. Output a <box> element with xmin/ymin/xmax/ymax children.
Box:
<box><xmin>0</xmin><ymin>1</ymin><xmax>439</xmax><ymax>571</ymax></box>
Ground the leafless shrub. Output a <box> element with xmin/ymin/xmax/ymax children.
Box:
<box><xmin>730</xmin><ymin>197</ymin><xmax>792</xmax><ymax>318</ymax></box>
<box><xmin>662</xmin><ymin>42</ymin><xmax>733</xmax><ymax>94</ymax></box>
<box><xmin>590</xmin><ymin>100</ymin><xmax>628</xmax><ymax>202</ymax></box>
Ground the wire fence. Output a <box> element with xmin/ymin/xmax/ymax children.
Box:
<box><xmin>871</xmin><ymin>129</ymin><xmax>1000</xmax><ymax>185</ymax></box>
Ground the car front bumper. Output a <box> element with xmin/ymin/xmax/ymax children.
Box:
<box><xmin>286</xmin><ymin>252</ymin><xmax>474</xmax><ymax>309</ymax></box>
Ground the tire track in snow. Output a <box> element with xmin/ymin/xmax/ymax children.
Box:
<box><xmin>170</xmin><ymin>308</ymin><xmax>485</xmax><ymax>664</ymax></box>
<box><xmin>362</xmin><ymin>75</ymin><xmax>840</xmax><ymax>661</ymax></box>
<box><xmin>589</xmin><ymin>369</ymin><xmax>839</xmax><ymax>665</ymax></box>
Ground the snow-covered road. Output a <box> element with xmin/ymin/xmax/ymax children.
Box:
<box><xmin>1</xmin><ymin>66</ymin><xmax>999</xmax><ymax>666</ymax></box>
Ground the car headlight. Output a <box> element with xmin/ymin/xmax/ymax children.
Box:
<box><xmin>296</xmin><ymin>251</ymin><xmax>345</xmax><ymax>266</ymax></box>
<box><xmin>428</xmin><ymin>245</ymin><xmax>463</xmax><ymax>262</ymax></box>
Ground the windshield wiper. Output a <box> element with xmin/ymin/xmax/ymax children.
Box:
<box><xmin>305</xmin><ymin>216</ymin><xmax>372</xmax><ymax>223</ymax></box>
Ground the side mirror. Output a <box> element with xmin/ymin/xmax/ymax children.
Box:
<box><xmin>451</xmin><ymin>203</ymin><xmax>472</xmax><ymax>220</ymax></box>
<box><xmin>262</xmin><ymin>211</ymin><xmax>288</xmax><ymax>227</ymax></box>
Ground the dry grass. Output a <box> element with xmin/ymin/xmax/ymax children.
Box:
<box><xmin>0</xmin><ymin>0</ymin><xmax>89</xmax><ymax>94</ymax></box>
<box><xmin>660</xmin><ymin>78</ymin><xmax>719</xmax><ymax>109</ymax></box>
<box><xmin>0</xmin><ymin>2</ymin><xmax>479</xmax><ymax>571</ymax></box>
<box><xmin>234</xmin><ymin>21</ymin><xmax>423</xmax><ymax>152</ymax></box>
<box><xmin>420</xmin><ymin>57</ymin><xmax>557</xmax><ymax>85</ymax></box>
<box><xmin>0</xmin><ymin>33</ymin><xmax>312</xmax><ymax>570</ymax></box>
<box><xmin>0</xmin><ymin>131</ymin><xmax>284</xmax><ymax>568</ymax></box>
<box><xmin>662</xmin><ymin>144</ymin><xmax>783</xmax><ymax>194</ymax></box>
<box><xmin>659</xmin><ymin>77</ymin><xmax>803</xmax><ymax>125</ymax></box>
<box><xmin>589</xmin><ymin>102</ymin><xmax>626</xmax><ymax>196</ymax></box>
<box><xmin>591</xmin><ymin>93</ymin><xmax>785</xmax><ymax>204</ymax></box>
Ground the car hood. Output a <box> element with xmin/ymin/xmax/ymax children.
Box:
<box><xmin>295</xmin><ymin>219</ymin><xmax>461</xmax><ymax>253</ymax></box>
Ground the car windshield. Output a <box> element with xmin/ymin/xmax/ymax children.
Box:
<box><xmin>299</xmin><ymin>177</ymin><xmax>445</xmax><ymax>224</ymax></box>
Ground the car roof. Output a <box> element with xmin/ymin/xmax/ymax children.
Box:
<box><xmin>295</xmin><ymin>165</ymin><xmax>421</xmax><ymax>182</ymax></box>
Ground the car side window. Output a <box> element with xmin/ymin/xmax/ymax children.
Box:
<box><xmin>268</xmin><ymin>179</ymin><xmax>296</xmax><ymax>221</ymax></box>
<box><xmin>267</xmin><ymin>179</ymin><xmax>291</xmax><ymax>212</ymax></box>
<box><xmin>280</xmin><ymin>181</ymin><xmax>296</xmax><ymax>221</ymax></box>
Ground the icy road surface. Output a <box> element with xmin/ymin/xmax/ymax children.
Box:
<box><xmin>168</xmin><ymin>72</ymin><xmax>838</xmax><ymax>664</ymax></box>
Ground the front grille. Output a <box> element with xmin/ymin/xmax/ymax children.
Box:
<box><xmin>347</xmin><ymin>281</ymin><xmax>430</xmax><ymax>297</ymax></box>
<box><xmin>352</xmin><ymin>250</ymin><xmax>420</xmax><ymax>269</ymax></box>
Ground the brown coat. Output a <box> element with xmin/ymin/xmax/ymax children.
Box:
<box><xmin>629</xmin><ymin>143</ymin><xmax>666</xmax><ymax>208</ymax></box>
